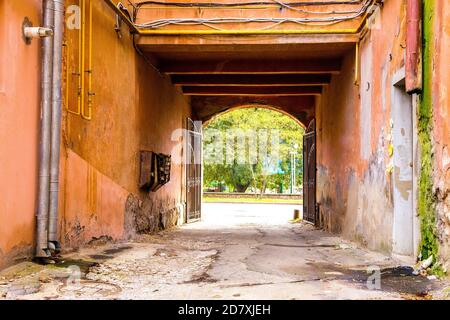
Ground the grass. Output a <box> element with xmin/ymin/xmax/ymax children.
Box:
<box><xmin>203</xmin><ymin>197</ymin><xmax>303</xmax><ymax>204</ymax></box>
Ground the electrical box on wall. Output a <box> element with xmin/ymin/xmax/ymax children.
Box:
<box><xmin>139</xmin><ymin>151</ymin><xmax>171</xmax><ymax>192</ymax></box>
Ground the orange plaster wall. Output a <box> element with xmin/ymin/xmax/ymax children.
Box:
<box><xmin>0</xmin><ymin>0</ymin><xmax>41</xmax><ymax>268</ymax></box>
<box><xmin>60</xmin><ymin>0</ymin><xmax>191</xmax><ymax>249</ymax></box>
<box><xmin>61</xmin><ymin>150</ymin><xmax>128</xmax><ymax>248</ymax></box>
<box><xmin>433</xmin><ymin>0</ymin><xmax>450</xmax><ymax>267</ymax></box>
<box><xmin>316</xmin><ymin>0</ymin><xmax>407</xmax><ymax>253</ymax></box>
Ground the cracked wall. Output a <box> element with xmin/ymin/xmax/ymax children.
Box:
<box><xmin>60</xmin><ymin>0</ymin><xmax>191</xmax><ymax>250</ymax></box>
<box><xmin>430</xmin><ymin>0</ymin><xmax>450</xmax><ymax>270</ymax></box>
<box><xmin>317</xmin><ymin>0</ymin><xmax>408</xmax><ymax>254</ymax></box>
<box><xmin>318</xmin><ymin>0</ymin><xmax>450</xmax><ymax>265</ymax></box>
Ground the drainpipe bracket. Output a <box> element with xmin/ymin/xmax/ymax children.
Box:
<box><xmin>22</xmin><ymin>17</ymin><xmax>53</xmax><ymax>45</ymax></box>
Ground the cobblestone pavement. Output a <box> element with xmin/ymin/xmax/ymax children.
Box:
<box><xmin>1</xmin><ymin>203</ymin><xmax>449</xmax><ymax>300</ymax></box>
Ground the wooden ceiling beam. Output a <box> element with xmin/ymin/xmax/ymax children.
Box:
<box><xmin>161</xmin><ymin>59</ymin><xmax>341</xmax><ymax>75</ymax></box>
<box><xmin>182</xmin><ymin>86</ymin><xmax>322</xmax><ymax>96</ymax></box>
<box><xmin>171</xmin><ymin>74</ymin><xmax>332</xmax><ymax>86</ymax></box>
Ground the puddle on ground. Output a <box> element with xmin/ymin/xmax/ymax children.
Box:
<box><xmin>103</xmin><ymin>246</ymin><xmax>133</xmax><ymax>255</ymax></box>
<box><xmin>89</xmin><ymin>254</ymin><xmax>114</xmax><ymax>261</ymax></box>
<box><xmin>284</xmin><ymin>262</ymin><xmax>439</xmax><ymax>299</ymax></box>
<box><xmin>373</xmin><ymin>266</ymin><xmax>437</xmax><ymax>297</ymax></box>
<box><xmin>85</xmin><ymin>245</ymin><xmax>134</xmax><ymax>262</ymax></box>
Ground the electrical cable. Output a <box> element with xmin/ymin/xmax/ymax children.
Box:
<box><xmin>272</xmin><ymin>0</ymin><xmax>370</xmax><ymax>14</ymax></box>
<box><xmin>136</xmin><ymin>3</ymin><xmax>371</xmax><ymax>30</ymax></box>
<box><xmin>132</xmin><ymin>0</ymin><xmax>367</xmax><ymax>21</ymax></box>
<box><xmin>134</xmin><ymin>1</ymin><xmax>363</xmax><ymax>9</ymax></box>
<box><xmin>133</xmin><ymin>0</ymin><xmax>373</xmax><ymax>30</ymax></box>
<box><xmin>132</xmin><ymin>34</ymin><xmax>164</xmax><ymax>77</ymax></box>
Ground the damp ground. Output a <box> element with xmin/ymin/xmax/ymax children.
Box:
<box><xmin>1</xmin><ymin>203</ymin><xmax>449</xmax><ymax>300</ymax></box>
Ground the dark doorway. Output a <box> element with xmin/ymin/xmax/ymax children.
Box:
<box><xmin>303</xmin><ymin>119</ymin><xmax>316</xmax><ymax>225</ymax></box>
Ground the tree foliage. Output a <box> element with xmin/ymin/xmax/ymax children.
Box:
<box><xmin>203</xmin><ymin>108</ymin><xmax>304</xmax><ymax>193</ymax></box>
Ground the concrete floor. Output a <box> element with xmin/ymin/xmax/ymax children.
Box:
<box><xmin>0</xmin><ymin>203</ymin><xmax>449</xmax><ymax>300</ymax></box>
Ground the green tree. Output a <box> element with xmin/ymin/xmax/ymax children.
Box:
<box><xmin>203</xmin><ymin>108</ymin><xmax>304</xmax><ymax>193</ymax></box>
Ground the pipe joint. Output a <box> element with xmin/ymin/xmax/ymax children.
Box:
<box><xmin>48</xmin><ymin>241</ymin><xmax>61</xmax><ymax>255</ymax></box>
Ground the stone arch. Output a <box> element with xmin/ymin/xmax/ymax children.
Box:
<box><xmin>203</xmin><ymin>104</ymin><xmax>307</xmax><ymax>130</ymax></box>
<box><xmin>192</xmin><ymin>96</ymin><xmax>315</xmax><ymax>129</ymax></box>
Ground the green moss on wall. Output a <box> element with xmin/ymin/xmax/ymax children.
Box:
<box><xmin>417</xmin><ymin>0</ymin><xmax>439</xmax><ymax>263</ymax></box>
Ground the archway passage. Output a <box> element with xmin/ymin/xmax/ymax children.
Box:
<box><xmin>134</xmin><ymin>25</ymin><xmax>343</xmax><ymax>230</ymax></box>
<box><xmin>198</xmin><ymin>107</ymin><xmax>307</xmax><ymax>225</ymax></box>
<box><xmin>172</xmin><ymin>60</ymin><xmax>321</xmax><ymax>226</ymax></box>
<box><xmin>101</xmin><ymin>0</ymin><xmax>423</xmax><ymax>258</ymax></box>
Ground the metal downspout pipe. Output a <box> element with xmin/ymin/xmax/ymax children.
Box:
<box><xmin>406</xmin><ymin>0</ymin><xmax>423</xmax><ymax>93</ymax></box>
<box><xmin>48</xmin><ymin>0</ymin><xmax>65</xmax><ymax>254</ymax></box>
<box><xmin>36</xmin><ymin>0</ymin><xmax>64</xmax><ymax>259</ymax></box>
<box><xmin>36</xmin><ymin>0</ymin><xmax>55</xmax><ymax>259</ymax></box>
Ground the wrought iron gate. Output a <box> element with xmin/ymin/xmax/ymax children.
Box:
<box><xmin>186</xmin><ymin>118</ymin><xmax>202</xmax><ymax>223</ymax></box>
<box><xmin>303</xmin><ymin>119</ymin><xmax>316</xmax><ymax>225</ymax></box>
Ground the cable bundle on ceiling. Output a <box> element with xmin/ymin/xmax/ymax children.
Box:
<box><xmin>131</xmin><ymin>0</ymin><xmax>375</xmax><ymax>30</ymax></box>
